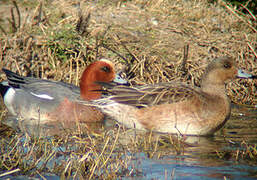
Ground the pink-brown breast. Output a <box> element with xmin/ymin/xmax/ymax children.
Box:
<box><xmin>47</xmin><ymin>98</ymin><xmax>104</xmax><ymax>124</ymax></box>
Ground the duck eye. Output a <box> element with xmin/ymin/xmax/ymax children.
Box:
<box><xmin>223</xmin><ymin>62</ymin><xmax>231</xmax><ymax>69</ymax></box>
<box><xmin>101</xmin><ymin>66</ymin><xmax>111</xmax><ymax>73</ymax></box>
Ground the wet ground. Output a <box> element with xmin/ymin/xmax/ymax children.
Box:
<box><xmin>0</xmin><ymin>104</ymin><xmax>256</xmax><ymax>179</ymax></box>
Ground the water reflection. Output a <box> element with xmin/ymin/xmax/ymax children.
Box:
<box><xmin>124</xmin><ymin>136</ymin><xmax>257</xmax><ymax>179</ymax></box>
<box><xmin>1</xmin><ymin>115</ymin><xmax>104</xmax><ymax>137</ymax></box>
<box><xmin>125</xmin><ymin>151</ymin><xmax>257</xmax><ymax>179</ymax></box>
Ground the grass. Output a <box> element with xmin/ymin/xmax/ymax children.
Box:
<box><xmin>0</xmin><ymin>0</ymin><xmax>257</xmax><ymax>178</ymax></box>
<box><xmin>215</xmin><ymin>141</ymin><xmax>257</xmax><ymax>162</ymax></box>
<box><xmin>0</xmin><ymin>126</ymin><xmax>185</xmax><ymax>179</ymax></box>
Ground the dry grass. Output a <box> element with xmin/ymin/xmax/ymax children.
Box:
<box><xmin>215</xmin><ymin>141</ymin><xmax>257</xmax><ymax>162</ymax></box>
<box><xmin>0</xmin><ymin>0</ymin><xmax>257</xmax><ymax>178</ymax></box>
<box><xmin>0</xmin><ymin>126</ymin><xmax>185</xmax><ymax>179</ymax></box>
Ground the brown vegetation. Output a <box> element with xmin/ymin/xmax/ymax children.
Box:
<box><xmin>0</xmin><ymin>0</ymin><xmax>256</xmax><ymax>178</ymax></box>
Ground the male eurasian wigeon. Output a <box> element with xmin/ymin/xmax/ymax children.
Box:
<box><xmin>0</xmin><ymin>59</ymin><xmax>127</xmax><ymax>125</ymax></box>
<box><xmin>88</xmin><ymin>56</ymin><xmax>256</xmax><ymax>136</ymax></box>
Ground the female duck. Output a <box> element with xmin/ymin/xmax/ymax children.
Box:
<box><xmin>91</xmin><ymin>57</ymin><xmax>256</xmax><ymax>136</ymax></box>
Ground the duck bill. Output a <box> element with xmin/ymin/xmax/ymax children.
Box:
<box><xmin>237</xmin><ymin>69</ymin><xmax>257</xmax><ymax>79</ymax></box>
<box><xmin>113</xmin><ymin>73</ymin><xmax>128</xmax><ymax>85</ymax></box>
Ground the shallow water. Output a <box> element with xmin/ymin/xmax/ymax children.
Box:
<box><xmin>122</xmin><ymin>135</ymin><xmax>257</xmax><ymax>179</ymax></box>
<box><xmin>123</xmin><ymin>152</ymin><xmax>257</xmax><ymax>179</ymax></box>
<box><xmin>0</xmin><ymin>104</ymin><xmax>257</xmax><ymax>179</ymax></box>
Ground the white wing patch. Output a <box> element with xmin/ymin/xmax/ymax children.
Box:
<box><xmin>30</xmin><ymin>92</ymin><xmax>54</xmax><ymax>100</ymax></box>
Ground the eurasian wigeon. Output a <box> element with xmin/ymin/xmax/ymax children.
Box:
<box><xmin>0</xmin><ymin>59</ymin><xmax>127</xmax><ymax>126</ymax></box>
<box><xmin>88</xmin><ymin>56</ymin><xmax>256</xmax><ymax>136</ymax></box>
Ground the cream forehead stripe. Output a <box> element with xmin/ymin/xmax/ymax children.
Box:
<box><xmin>98</xmin><ymin>59</ymin><xmax>114</xmax><ymax>67</ymax></box>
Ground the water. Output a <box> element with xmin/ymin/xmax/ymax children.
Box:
<box><xmin>0</xmin><ymin>104</ymin><xmax>256</xmax><ymax>179</ymax></box>
<box><xmin>122</xmin><ymin>136</ymin><xmax>257</xmax><ymax>179</ymax></box>
<box><xmin>124</xmin><ymin>152</ymin><xmax>257</xmax><ymax>179</ymax></box>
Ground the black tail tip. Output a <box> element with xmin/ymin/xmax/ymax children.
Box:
<box><xmin>0</xmin><ymin>81</ymin><xmax>10</xmax><ymax>97</ymax></box>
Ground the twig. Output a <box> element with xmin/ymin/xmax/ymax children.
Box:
<box><xmin>36</xmin><ymin>170</ymin><xmax>47</xmax><ymax>180</ymax></box>
<box><xmin>241</xmin><ymin>4</ymin><xmax>256</xmax><ymax>21</ymax></box>
<box><xmin>247</xmin><ymin>42</ymin><xmax>257</xmax><ymax>58</ymax></box>
<box><xmin>0</xmin><ymin>168</ymin><xmax>21</xmax><ymax>178</ymax></box>
<box><xmin>0</xmin><ymin>25</ymin><xmax>7</xmax><ymax>35</ymax></box>
<box><xmin>221</xmin><ymin>1</ymin><xmax>257</xmax><ymax>33</ymax></box>
<box><xmin>10</xmin><ymin>7</ymin><xmax>17</xmax><ymax>32</ymax></box>
<box><xmin>100</xmin><ymin>126</ymin><xmax>120</xmax><ymax>168</ymax></box>
<box><xmin>76</xmin><ymin>7</ymin><xmax>91</xmax><ymax>36</ymax></box>
<box><xmin>180</xmin><ymin>44</ymin><xmax>189</xmax><ymax>76</ymax></box>
<box><xmin>244</xmin><ymin>33</ymin><xmax>257</xmax><ymax>58</ymax></box>
<box><xmin>95</xmin><ymin>34</ymin><xmax>99</xmax><ymax>60</ymax></box>
<box><xmin>95</xmin><ymin>25</ymin><xmax>111</xmax><ymax>60</ymax></box>
<box><xmin>6</xmin><ymin>1</ymin><xmax>21</xmax><ymax>33</ymax></box>
<box><xmin>89</xmin><ymin>135</ymin><xmax>110</xmax><ymax>179</ymax></box>
<box><xmin>101</xmin><ymin>43</ymin><xmax>127</xmax><ymax>62</ymax></box>
<box><xmin>12</xmin><ymin>0</ymin><xmax>21</xmax><ymax>29</ymax></box>
<box><xmin>116</xmin><ymin>34</ymin><xmax>139</xmax><ymax>64</ymax></box>
<box><xmin>32</xmin><ymin>1</ymin><xmax>43</xmax><ymax>26</ymax></box>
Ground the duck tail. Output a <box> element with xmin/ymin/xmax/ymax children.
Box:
<box><xmin>0</xmin><ymin>81</ymin><xmax>10</xmax><ymax>97</ymax></box>
<box><xmin>2</xmin><ymin>69</ymin><xmax>25</xmax><ymax>88</ymax></box>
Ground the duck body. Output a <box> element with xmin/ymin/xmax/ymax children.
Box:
<box><xmin>0</xmin><ymin>60</ymin><xmax>127</xmax><ymax>125</ymax></box>
<box><xmin>92</xmin><ymin>57</ymin><xmax>255</xmax><ymax>136</ymax></box>
<box><xmin>1</xmin><ymin>78</ymin><xmax>103</xmax><ymax>124</ymax></box>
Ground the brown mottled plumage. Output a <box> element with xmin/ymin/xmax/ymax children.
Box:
<box><xmin>89</xmin><ymin>56</ymin><xmax>256</xmax><ymax>136</ymax></box>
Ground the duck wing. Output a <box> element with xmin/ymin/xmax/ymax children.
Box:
<box><xmin>98</xmin><ymin>82</ymin><xmax>204</xmax><ymax>108</ymax></box>
<box><xmin>2</xmin><ymin>69</ymin><xmax>80</xmax><ymax>100</ymax></box>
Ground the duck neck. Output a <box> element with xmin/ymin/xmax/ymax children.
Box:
<box><xmin>202</xmin><ymin>83</ymin><xmax>226</xmax><ymax>96</ymax></box>
<box><xmin>201</xmin><ymin>77</ymin><xmax>228</xmax><ymax>101</ymax></box>
<box><xmin>201</xmin><ymin>80</ymin><xmax>231</xmax><ymax>123</ymax></box>
<box><xmin>80</xmin><ymin>82</ymin><xmax>102</xmax><ymax>100</ymax></box>
<box><xmin>80</xmin><ymin>70</ymin><xmax>102</xmax><ymax>100</ymax></box>
<box><xmin>200</xmin><ymin>71</ymin><xmax>227</xmax><ymax>96</ymax></box>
